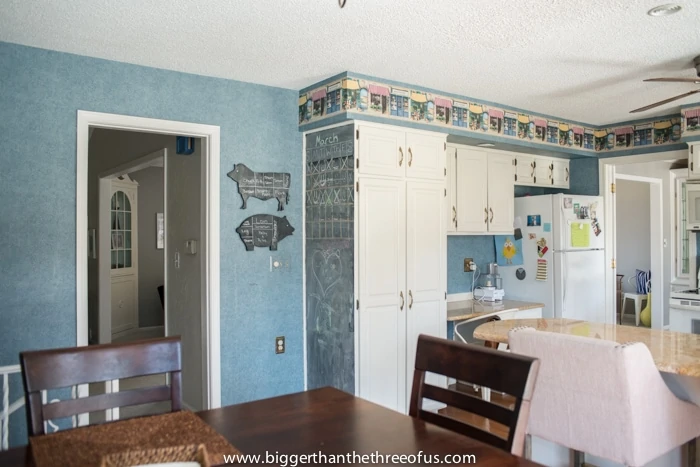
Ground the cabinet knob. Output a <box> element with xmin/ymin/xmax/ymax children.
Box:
<box><xmin>400</xmin><ymin>291</ymin><xmax>405</xmax><ymax>311</ymax></box>
<box><xmin>399</xmin><ymin>147</ymin><xmax>404</xmax><ymax>167</ymax></box>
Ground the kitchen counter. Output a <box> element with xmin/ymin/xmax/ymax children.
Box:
<box><xmin>447</xmin><ymin>299</ymin><xmax>544</xmax><ymax>322</ymax></box>
<box><xmin>474</xmin><ymin>318</ymin><xmax>700</xmax><ymax>377</ymax></box>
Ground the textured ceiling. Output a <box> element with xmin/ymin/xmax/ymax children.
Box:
<box><xmin>2</xmin><ymin>0</ymin><xmax>700</xmax><ymax>125</ymax></box>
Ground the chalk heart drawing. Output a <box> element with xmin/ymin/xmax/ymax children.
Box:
<box><xmin>312</xmin><ymin>249</ymin><xmax>342</xmax><ymax>298</ymax></box>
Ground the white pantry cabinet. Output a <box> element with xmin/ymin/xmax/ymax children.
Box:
<box><xmin>446</xmin><ymin>145</ymin><xmax>514</xmax><ymax>235</ymax></box>
<box><xmin>357</xmin><ymin>123</ymin><xmax>445</xmax><ymax>181</ymax></box>
<box><xmin>356</xmin><ymin>122</ymin><xmax>447</xmax><ymax>414</ymax></box>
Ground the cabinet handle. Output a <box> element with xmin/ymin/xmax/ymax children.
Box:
<box><xmin>489</xmin><ymin>208</ymin><xmax>494</xmax><ymax>223</ymax></box>
<box><xmin>408</xmin><ymin>290</ymin><xmax>413</xmax><ymax>309</ymax></box>
<box><xmin>692</xmin><ymin>162</ymin><xmax>694</xmax><ymax>172</ymax></box>
<box><xmin>400</xmin><ymin>291</ymin><xmax>405</xmax><ymax>311</ymax></box>
<box><xmin>452</xmin><ymin>206</ymin><xmax>457</xmax><ymax>224</ymax></box>
<box><xmin>484</xmin><ymin>207</ymin><xmax>489</xmax><ymax>224</ymax></box>
<box><xmin>530</xmin><ymin>162</ymin><xmax>535</xmax><ymax>178</ymax></box>
<box><xmin>408</xmin><ymin>147</ymin><xmax>413</xmax><ymax>167</ymax></box>
<box><xmin>399</xmin><ymin>147</ymin><xmax>404</xmax><ymax>167</ymax></box>
<box><xmin>549</xmin><ymin>163</ymin><xmax>554</xmax><ymax>180</ymax></box>
<box><xmin>566</xmin><ymin>167</ymin><xmax>569</xmax><ymax>181</ymax></box>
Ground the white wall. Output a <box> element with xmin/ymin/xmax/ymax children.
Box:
<box><xmin>165</xmin><ymin>140</ymin><xmax>203</xmax><ymax>411</ymax></box>
<box><xmin>615</xmin><ymin>179</ymin><xmax>651</xmax><ymax>295</ymax></box>
<box><xmin>129</xmin><ymin>166</ymin><xmax>165</xmax><ymax>328</ymax></box>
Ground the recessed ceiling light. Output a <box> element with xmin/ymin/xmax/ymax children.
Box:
<box><xmin>647</xmin><ymin>4</ymin><xmax>682</xmax><ymax>16</ymax></box>
<box><xmin>478</xmin><ymin>143</ymin><xmax>495</xmax><ymax>147</ymax></box>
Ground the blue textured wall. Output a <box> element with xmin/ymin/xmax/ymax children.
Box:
<box><xmin>0</xmin><ymin>42</ymin><xmax>303</xmax><ymax>445</ymax></box>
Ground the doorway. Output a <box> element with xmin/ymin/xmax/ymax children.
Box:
<box><xmin>601</xmin><ymin>158</ymin><xmax>667</xmax><ymax>329</ymax></box>
<box><xmin>77</xmin><ymin>111</ymin><xmax>221</xmax><ymax>425</ymax></box>
<box><xmin>615</xmin><ymin>176</ymin><xmax>656</xmax><ymax>326</ymax></box>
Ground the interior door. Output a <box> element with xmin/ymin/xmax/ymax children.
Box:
<box><xmin>165</xmin><ymin>145</ymin><xmax>205</xmax><ymax>411</ymax></box>
<box><xmin>456</xmin><ymin>147</ymin><xmax>488</xmax><ymax>233</ymax></box>
<box><xmin>357</xmin><ymin>125</ymin><xmax>404</xmax><ymax>178</ymax></box>
<box><xmin>487</xmin><ymin>152</ymin><xmax>515</xmax><ymax>233</ymax></box>
<box><xmin>405</xmin><ymin>131</ymin><xmax>445</xmax><ymax>181</ymax></box>
<box><xmin>405</xmin><ymin>180</ymin><xmax>446</xmax><ymax>411</ymax></box>
<box><xmin>358</xmin><ymin>176</ymin><xmax>406</xmax><ymax>413</ymax></box>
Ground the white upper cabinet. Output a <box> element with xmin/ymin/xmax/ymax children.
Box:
<box><xmin>357</xmin><ymin>123</ymin><xmax>446</xmax><ymax>180</ymax></box>
<box><xmin>513</xmin><ymin>154</ymin><xmax>536</xmax><ymax>185</ymax></box>
<box><xmin>487</xmin><ymin>153</ymin><xmax>516</xmax><ymax>234</ymax></box>
<box><xmin>447</xmin><ymin>145</ymin><xmax>514</xmax><ymax>235</ymax></box>
<box><xmin>405</xmin><ymin>132</ymin><xmax>446</xmax><ymax>181</ymax></box>
<box><xmin>456</xmin><ymin>147</ymin><xmax>489</xmax><ymax>233</ymax></box>
<box><xmin>689</xmin><ymin>143</ymin><xmax>700</xmax><ymax>181</ymax></box>
<box><xmin>513</xmin><ymin>153</ymin><xmax>570</xmax><ymax>189</ymax></box>
<box><xmin>551</xmin><ymin>159</ymin><xmax>570</xmax><ymax>188</ymax></box>
<box><xmin>357</xmin><ymin>124</ymin><xmax>405</xmax><ymax>178</ymax></box>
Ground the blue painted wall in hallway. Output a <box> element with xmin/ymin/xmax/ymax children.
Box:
<box><xmin>0</xmin><ymin>42</ymin><xmax>303</xmax><ymax>446</ymax></box>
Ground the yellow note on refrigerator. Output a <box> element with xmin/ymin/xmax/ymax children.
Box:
<box><xmin>570</xmin><ymin>222</ymin><xmax>590</xmax><ymax>248</ymax></box>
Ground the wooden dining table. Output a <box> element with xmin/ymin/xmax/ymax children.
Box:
<box><xmin>0</xmin><ymin>387</ymin><xmax>544</xmax><ymax>466</ymax></box>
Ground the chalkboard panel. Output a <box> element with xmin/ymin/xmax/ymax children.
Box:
<box><xmin>305</xmin><ymin>124</ymin><xmax>355</xmax><ymax>394</ymax></box>
<box><xmin>227</xmin><ymin>163</ymin><xmax>291</xmax><ymax>211</ymax></box>
<box><xmin>305</xmin><ymin>240</ymin><xmax>354</xmax><ymax>393</ymax></box>
<box><xmin>236</xmin><ymin>214</ymin><xmax>294</xmax><ymax>251</ymax></box>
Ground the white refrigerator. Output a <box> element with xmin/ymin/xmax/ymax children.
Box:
<box><xmin>500</xmin><ymin>194</ymin><xmax>607</xmax><ymax>323</ymax></box>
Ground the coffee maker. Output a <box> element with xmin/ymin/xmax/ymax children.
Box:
<box><xmin>474</xmin><ymin>263</ymin><xmax>505</xmax><ymax>302</ymax></box>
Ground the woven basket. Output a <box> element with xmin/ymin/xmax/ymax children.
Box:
<box><xmin>100</xmin><ymin>443</ymin><xmax>210</xmax><ymax>467</ymax></box>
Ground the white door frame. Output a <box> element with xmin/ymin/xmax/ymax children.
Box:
<box><xmin>613</xmin><ymin>173</ymin><xmax>664</xmax><ymax>328</ymax></box>
<box><xmin>77</xmin><ymin>111</ymin><xmax>221</xmax><ymax>415</ymax></box>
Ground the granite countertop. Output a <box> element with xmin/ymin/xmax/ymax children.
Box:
<box><xmin>473</xmin><ymin>318</ymin><xmax>700</xmax><ymax>377</ymax></box>
<box><xmin>446</xmin><ymin>299</ymin><xmax>544</xmax><ymax>322</ymax></box>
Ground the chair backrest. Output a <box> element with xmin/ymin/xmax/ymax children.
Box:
<box><xmin>408</xmin><ymin>334</ymin><xmax>540</xmax><ymax>456</ymax></box>
<box><xmin>507</xmin><ymin>327</ymin><xmax>700</xmax><ymax>466</ymax></box>
<box><xmin>20</xmin><ymin>336</ymin><xmax>182</xmax><ymax>436</ymax></box>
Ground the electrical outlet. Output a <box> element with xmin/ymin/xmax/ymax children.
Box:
<box><xmin>276</xmin><ymin>336</ymin><xmax>285</xmax><ymax>354</ymax></box>
<box><xmin>464</xmin><ymin>258</ymin><xmax>474</xmax><ymax>272</ymax></box>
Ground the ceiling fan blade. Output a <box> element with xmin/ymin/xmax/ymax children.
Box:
<box><xmin>629</xmin><ymin>89</ymin><xmax>700</xmax><ymax>113</ymax></box>
<box><xmin>644</xmin><ymin>78</ymin><xmax>700</xmax><ymax>83</ymax></box>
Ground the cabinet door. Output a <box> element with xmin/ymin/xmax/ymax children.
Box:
<box><xmin>513</xmin><ymin>154</ymin><xmax>535</xmax><ymax>185</ymax></box>
<box><xmin>487</xmin><ymin>153</ymin><xmax>515</xmax><ymax>233</ymax></box>
<box><xmin>456</xmin><ymin>147</ymin><xmax>488</xmax><ymax>233</ymax></box>
<box><xmin>358</xmin><ymin>177</ymin><xmax>407</xmax><ymax>413</ymax></box>
<box><xmin>357</xmin><ymin>125</ymin><xmax>405</xmax><ymax>178</ymax></box>
<box><xmin>690</xmin><ymin>144</ymin><xmax>700</xmax><ymax>181</ymax></box>
<box><xmin>552</xmin><ymin>159</ymin><xmax>570</xmax><ymax>188</ymax></box>
<box><xmin>111</xmin><ymin>275</ymin><xmax>138</xmax><ymax>335</ymax></box>
<box><xmin>406</xmin><ymin>180</ymin><xmax>446</xmax><ymax>412</ymax></box>
<box><xmin>405</xmin><ymin>131</ymin><xmax>446</xmax><ymax>181</ymax></box>
<box><xmin>445</xmin><ymin>147</ymin><xmax>457</xmax><ymax>233</ymax></box>
<box><xmin>534</xmin><ymin>157</ymin><xmax>553</xmax><ymax>186</ymax></box>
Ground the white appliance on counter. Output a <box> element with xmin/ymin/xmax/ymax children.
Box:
<box><xmin>500</xmin><ymin>194</ymin><xmax>607</xmax><ymax>323</ymax></box>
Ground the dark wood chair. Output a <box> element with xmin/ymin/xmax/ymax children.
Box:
<box><xmin>20</xmin><ymin>336</ymin><xmax>182</xmax><ymax>436</ymax></box>
<box><xmin>409</xmin><ymin>334</ymin><xmax>539</xmax><ymax>456</ymax></box>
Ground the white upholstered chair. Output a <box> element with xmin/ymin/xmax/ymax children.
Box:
<box><xmin>508</xmin><ymin>327</ymin><xmax>700</xmax><ymax>467</ymax></box>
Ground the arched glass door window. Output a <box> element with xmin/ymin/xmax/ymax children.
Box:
<box><xmin>111</xmin><ymin>190</ymin><xmax>133</xmax><ymax>269</ymax></box>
